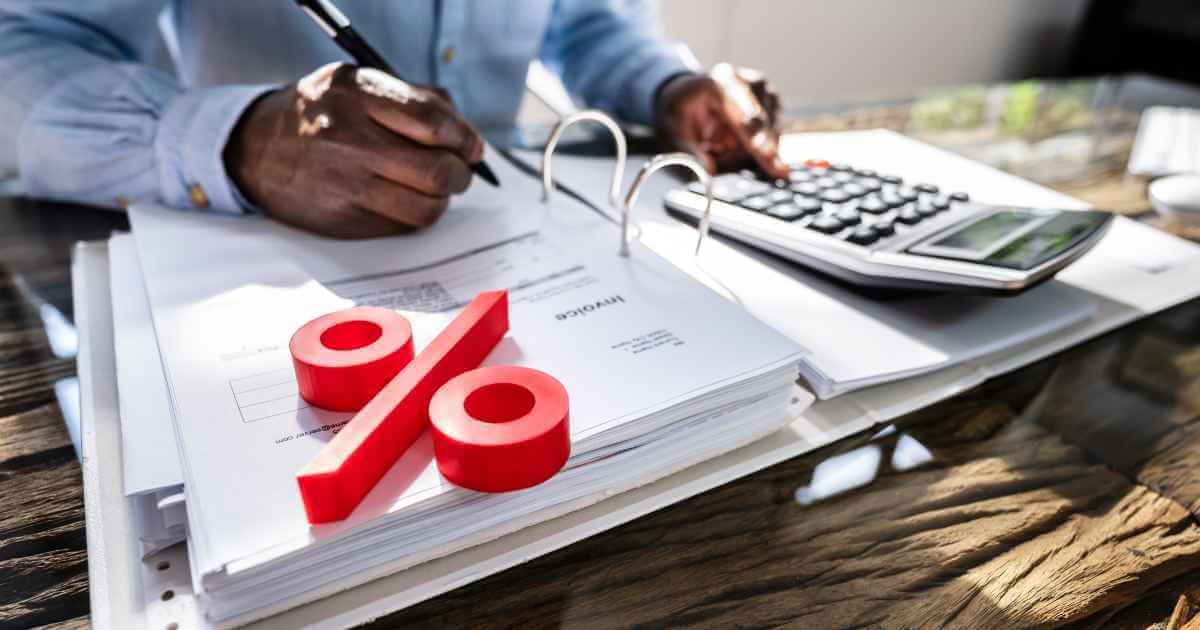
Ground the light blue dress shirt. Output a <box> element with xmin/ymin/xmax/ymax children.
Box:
<box><xmin>0</xmin><ymin>1</ymin><xmax>691</xmax><ymax>213</ymax></box>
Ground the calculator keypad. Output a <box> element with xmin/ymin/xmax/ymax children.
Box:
<box><xmin>688</xmin><ymin>163</ymin><xmax>972</xmax><ymax>250</ymax></box>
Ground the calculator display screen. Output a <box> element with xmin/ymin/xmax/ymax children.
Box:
<box><xmin>913</xmin><ymin>209</ymin><xmax>1108</xmax><ymax>270</ymax></box>
<box><xmin>981</xmin><ymin>212</ymin><xmax>1108</xmax><ymax>269</ymax></box>
<box><xmin>925</xmin><ymin>211</ymin><xmax>1037</xmax><ymax>254</ymax></box>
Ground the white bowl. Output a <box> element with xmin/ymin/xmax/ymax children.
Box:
<box><xmin>1150</xmin><ymin>174</ymin><xmax>1200</xmax><ymax>226</ymax></box>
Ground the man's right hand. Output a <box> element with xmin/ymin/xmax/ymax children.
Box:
<box><xmin>224</xmin><ymin>63</ymin><xmax>485</xmax><ymax>239</ymax></box>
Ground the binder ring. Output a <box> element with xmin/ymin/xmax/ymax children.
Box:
<box><xmin>541</xmin><ymin>110</ymin><xmax>627</xmax><ymax>209</ymax></box>
<box><xmin>621</xmin><ymin>153</ymin><xmax>714</xmax><ymax>258</ymax></box>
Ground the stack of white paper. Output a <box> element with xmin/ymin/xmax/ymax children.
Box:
<box><xmin>113</xmin><ymin>146</ymin><xmax>808</xmax><ymax>623</ymax></box>
<box><xmin>108</xmin><ymin>234</ymin><xmax>186</xmax><ymax>554</ymax></box>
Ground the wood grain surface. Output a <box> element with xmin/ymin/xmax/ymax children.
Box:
<box><xmin>0</xmin><ymin>270</ymin><xmax>90</xmax><ymax>628</ymax></box>
<box><xmin>0</xmin><ymin>200</ymin><xmax>125</xmax><ymax>629</ymax></box>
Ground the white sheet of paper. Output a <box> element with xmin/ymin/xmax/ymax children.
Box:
<box><xmin>128</xmin><ymin>147</ymin><xmax>807</xmax><ymax>587</ymax></box>
<box><xmin>108</xmin><ymin>232</ymin><xmax>184</xmax><ymax>496</ymax></box>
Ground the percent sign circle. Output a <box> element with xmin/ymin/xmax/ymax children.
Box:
<box><xmin>289</xmin><ymin>291</ymin><xmax>570</xmax><ymax>524</ymax></box>
<box><xmin>430</xmin><ymin>365</ymin><xmax>569</xmax><ymax>493</ymax></box>
<box><xmin>290</xmin><ymin>306</ymin><xmax>414</xmax><ymax>411</ymax></box>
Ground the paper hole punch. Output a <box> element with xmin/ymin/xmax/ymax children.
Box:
<box><xmin>293</xmin><ymin>291</ymin><xmax>510</xmax><ymax>523</ymax></box>
<box><xmin>541</xmin><ymin>110</ymin><xmax>627</xmax><ymax>210</ymax></box>
<box><xmin>622</xmin><ymin>152</ymin><xmax>715</xmax><ymax>258</ymax></box>
<box><xmin>429</xmin><ymin>366</ymin><xmax>570</xmax><ymax>493</ymax></box>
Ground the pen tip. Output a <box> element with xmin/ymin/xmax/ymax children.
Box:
<box><xmin>474</xmin><ymin>162</ymin><xmax>500</xmax><ymax>187</ymax></box>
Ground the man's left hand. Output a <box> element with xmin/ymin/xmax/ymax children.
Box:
<box><xmin>656</xmin><ymin>64</ymin><xmax>788</xmax><ymax>179</ymax></box>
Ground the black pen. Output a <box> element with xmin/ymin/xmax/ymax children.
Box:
<box><xmin>294</xmin><ymin>0</ymin><xmax>501</xmax><ymax>187</ymax></box>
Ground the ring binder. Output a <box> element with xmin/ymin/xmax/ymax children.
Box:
<box><xmin>622</xmin><ymin>152</ymin><xmax>714</xmax><ymax>258</ymax></box>
<box><xmin>541</xmin><ymin>110</ymin><xmax>627</xmax><ymax>209</ymax></box>
<box><xmin>539</xmin><ymin>111</ymin><xmax>715</xmax><ymax>258</ymax></box>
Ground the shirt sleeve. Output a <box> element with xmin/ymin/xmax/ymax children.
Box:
<box><xmin>539</xmin><ymin>0</ymin><xmax>697</xmax><ymax>127</ymax></box>
<box><xmin>0</xmin><ymin>3</ymin><xmax>272</xmax><ymax>213</ymax></box>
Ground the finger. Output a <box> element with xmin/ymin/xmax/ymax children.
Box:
<box><xmin>271</xmin><ymin>203</ymin><xmax>411</xmax><ymax>240</ymax></box>
<box><xmin>674</xmin><ymin>135</ymin><xmax>718</xmax><ymax>175</ymax></box>
<box><xmin>325</xmin><ymin>208</ymin><xmax>413</xmax><ymax>239</ymax></box>
<box><xmin>348</xmin><ymin>68</ymin><xmax>485</xmax><ymax>164</ymax></box>
<box><xmin>734</xmin><ymin>65</ymin><xmax>767</xmax><ymax>85</ymax></box>
<box><xmin>430</xmin><ymin>86</ymin><xmax>455</xmax><ymax>104</ymax></box>
<box><xmin>738</xmin><ymin>128</ymin><xmax>789</xmax><ymax>179</ymax></box>
<box><xmin>360</xmin><ymin>132</ymin><xmax>473</xmax><ymax>196</ymax></box>
<box><xmin>355</xmin><ymin>175</ymin><xmax>450</xmax><ymax>228</ymax></box>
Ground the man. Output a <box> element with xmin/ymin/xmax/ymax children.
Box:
<box><xmin>0</xmin><ymin>1</ymin><xmax>786</xmax><ymax>238</ymax></box>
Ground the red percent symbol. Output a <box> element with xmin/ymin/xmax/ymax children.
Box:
<box><xmin>289</xmin><ymin>290</ymin><xmax>570</xmax><ymax>524</ymax></box>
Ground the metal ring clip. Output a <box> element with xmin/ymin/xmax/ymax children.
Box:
<box><xmin>541</xmin><ymin>110</ymin><xmax>627</xmax><ymax>209</ymax></box>
<box><xmin>621</xmin><ymin>153</ymin><xmax>714</xmax><ymax>258</ymax></box>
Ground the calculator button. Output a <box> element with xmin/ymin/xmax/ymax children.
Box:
<box><xmin>807</xmin><ymin>215</ymin><xmax>845</xmax><ymax>234</ymax></box>
<box><xmin>820</xmin><ymin>188</ymin><xmax>851</xmax><ymax>203</ymax></box>
<box><xmin>773</xmin><ymin>179</ymin><xmax>789</xmax><ymax>189</ymax></box>
<box><xmin>739</xmin><ymin>169</ymin><xmax>761</xmax><ymax>181</ymax></box>
<box><xmin>767</xmin><ymin>203</ymin><xmax>807</xmax><ymax>221</ymax></box>
<box><xmin>897</xmin><ymin>187</ymin><xmax>919</xmax><ymax>202</ymax></box>
<box><xmin>841</xmin><ymin>183</ymin><xmax>867</xmax><ymax>198</ymax></box>
<box><xmin>740</xmin><ymin>196</ymin><xmax>773</xmax><ymax>211</ymax></box>
<box><xmin>815</xmin><ymin>177</ymin><xmax>839</xmax><ymax>189</ymax></box>
<box><xmin>857</xmin><ymin>178</ymin><xmax>883</xmax><ymax>193</ymax></box>
<box><xmin>832</xmin><ymin>172</ymin><xmax>855</xmax><ymax>183</ymax></box>
<box><xmin>854</xmin><ymin>168</ymin><xmax>878</xmax><ymax>178</ymax></box>
<box><xmin>931</xmin><ymin>196</ymin><xmax>952</xmax><ymax>211</ymax></box>
<box><xmin>795</xmin><ymin>197</ymin><xmax>823</xmax><ymax>214</ymax></box>
<box><xmin>697</xmin><ymin>175</ymin><xmax>771</xmax><ymax>202</ymax></box>
<box><xmin>791</xmin><ymin>182</ymin><xmax>820</xmax><ymax>196</ymax></box>
<box><xmin>804</xmin><ymin>159</ymin><xmax>831</xmax><ymax>168</ymax></box>
<box><xmin>834</xmin><ymin>207</ymin><xmax>862</xmax><ymax>225</ymax></box>
<box><xmin>880</xmin><ymin>174</ymin><xmax>903</xmax><ymax>185</ymax></box>
<box><xmin>873</xmin><ymin>218</ymin><xmax>896</xmax><ymax>236</ymax></box>
<box><xmin>844</xmin><ymin>225</ymin><xmax>881</xmax><ymax>246</ymax></box>
<box><xmin>768</xmin><ymin>190</ymin><xmax>794</xmax><ymax>204</ymax></box>
<box><xmin>914</xmin><ymin>183</ymin><xmax>939</xmax><ymax>194</ymax></box>
<box><xmin>789</xmin><ymin>171</ymin><xmax>814</xmax><ymax>183</ymax></box>
<box><xmin>830</xmin><ymin>163</ymin><xmax>852</xmax><ymax>172</ymax></box>
<box><xmin>950</xmin><ymin>192</ymin><xmax>970</xmax><ymax>202</ymax></box>
<box><xmin>858</xmin><ymin>197</ymin><xmax>889</xmax><ymax>214</ymax></box>
<box><xmin>915</xmin><ymin>199</ymin><xmax>941</xmax><ymax>217</ymax></box>
<box><xmin>879</xmin><ymin>191</ymin><xmax>905</xmax><ymax>208</ymax></box>
<box><xmin>895</xmin><ymin>205</ymin><xmax>923</xmax><ymax>225</ymax></box>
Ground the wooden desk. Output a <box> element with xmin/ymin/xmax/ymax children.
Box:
<box><xmin>5</xmin><ymin>77</ymin><xmax>1200</xmax><ymax>629</ymax></box>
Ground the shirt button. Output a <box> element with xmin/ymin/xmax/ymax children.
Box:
<box><xmin>441</xmin><ymin>47</ymin><xmax>455</xmax><ymax>64</ymax></box>
<box><xmin>188</xmin><ymin>184</ymin><xmax>211</xmax><ymax>209</ymax></box>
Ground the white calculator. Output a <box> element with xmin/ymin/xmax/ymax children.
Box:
<box><xmin>664</xmin><ymin>160</ymin><xmax>1113</xmax><ymax>293</ymax></box>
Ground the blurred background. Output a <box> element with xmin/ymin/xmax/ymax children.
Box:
<box><xmin>658</xmin><ymin>0</ymin><xmax>1089</xmax><ymax>107</ymax></box>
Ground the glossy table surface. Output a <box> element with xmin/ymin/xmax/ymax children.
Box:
<box><xmin>6</xmin><ymin>76</ymin><xmax>1200</xmax><ymax>629</ymax></box>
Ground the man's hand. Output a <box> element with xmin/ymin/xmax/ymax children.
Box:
<box><xmin>656</xmin><ymin>63</ymin><xmax>788</xmax><ymax>179</ymax></box>
<box><xmin>224</xmin><ymin>63</ymin><xmax>484</xmax><ymax>239</ymax></box>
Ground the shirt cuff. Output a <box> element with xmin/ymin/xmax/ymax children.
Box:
<box><xmin>155</xmin><ymin>85</ymin><xmax>274</xmax><ymax>214</ymax></box>
<box><xmin>624</xmin><ymin>55</ymin><xmax>694</xmax><ymax>127</ymax></box>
